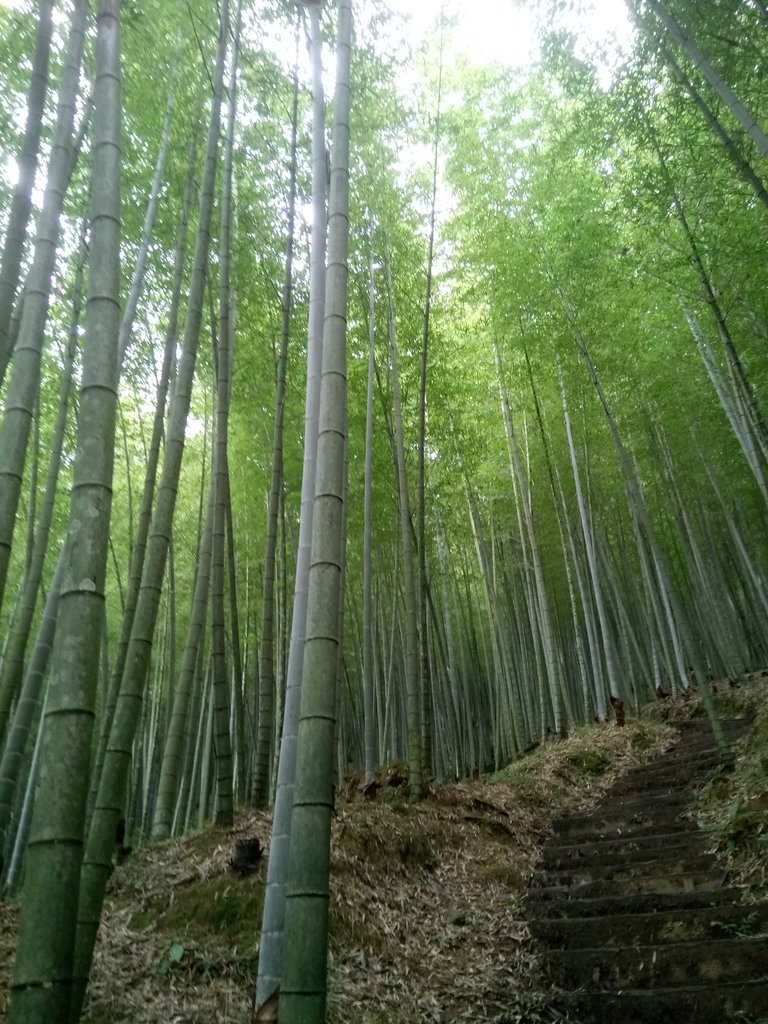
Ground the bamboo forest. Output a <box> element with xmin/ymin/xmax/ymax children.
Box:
<box><xmin>1</xmin><ymin>0</ymin><xmax>768</xmax><ymax>1021</ymax></box>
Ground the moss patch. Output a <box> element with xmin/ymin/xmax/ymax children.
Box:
<box><xmin>565</xmin><ymin>749</ymin><xmax>611</xmax><ymax>775</ymax></box>
<box><xmin>129</xmin><ymin>874</ymin><xmax>264</xmax><ymax>953</ymax></box>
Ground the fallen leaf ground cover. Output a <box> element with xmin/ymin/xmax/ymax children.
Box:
<box><xmin>1</xmin><ymin>675</ymin><xmax>766</xmax><ymax>1023</ymax></box>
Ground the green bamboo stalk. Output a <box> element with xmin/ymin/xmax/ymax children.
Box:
<box><xmin>8</xmin><ymin>2</ymin><xmax>121</xmax><ymax>1018</ymax></box>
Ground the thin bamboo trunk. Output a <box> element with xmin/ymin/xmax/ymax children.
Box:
<box><xmin>0</xmin><ymin>0</ymin><xmax>55</xmax><ymax>386</ymax></box>
<box><xmin>210</xmin><ymin>0</ymin><xmax>243</xmax><ymax>829</ymax></box>
<box><xmin>643</xmin><ymin>0</ymin><xmax>768</xmax><ymax>156</ymax></box>
<box><xmin>495</xmin><ymin>340</ymin><xmax>566</xmax><ymax>735</ymax></box>
<box><xmin>152</xmin><ymin>487</ymin><xmax>215</xmax><ymax>840</ymax></box>
<box><xmin>0</xmin><ymin>0</ymin><xmax>88</xmax><ymax>621</ymax></box>
<box><xmin>0</xmin><ymin>545</ymin><xmax>65</xmax><ymax>861</ymax></box>
<box><xmin>118</xmin><ymin>86</ymin><xmax>175</xmax><ymax>365</ymax></box>
<box><xmin>384</xmin><ymin>254</ymin><xmax>422</xmax><ymax>800</ymax></box>
<box><xmin>253</xmin><ymin>32</ymin><xmax>299</xmax><ymax>807</ymax></box>
<box><xmin>362</xmin><ymin>250</ymin><xmax>376</xmax><ymax>783</ymax></box>
<box><xmin>0</xmin><ymin>231</ymin><xmax>82</xmax><ymax>745</ymax></box>
<box><xmin>94</xmin><ymin>119</ymin><xmax>199</xmax><ymax>799</ymax></box>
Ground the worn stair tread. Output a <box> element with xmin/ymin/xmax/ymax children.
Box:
<box><xmin>607</xmin><ymin>780</ymin><xmax>698</xmax><ymax>800</ymax></box>
<box><xmin>552</xmin><ymin>800</ymin><xmax>696</xmax><ymax>838</ymax></box>
<box><xmin>658</xmin><ymin>737</ymin><xmax>744</xmax><ymax>757</ymax></box>
<box><xmin>611</xmin><ymin>754</ymin><xmax>726</xmax><ymax>778</ymax></box>
<box><xmin>533</xmin><ymin>852</ymin><xmax>719</xmax><ymax>885</ymax></box>
<box><xmin>543</xmin><ymin>832</ymin><xmax>708</xmax><ymax>867</ymax></box>
<box><xmin>674</xmin><ymin>716</ymin><xmax>753</xmax><ymax>735</ymax></box>
<box><xmin>551</xmin><ymin>812</ymin><xmax>702</xmax><ymax>842</ymax></box>
<box><xmin>557</xmin><ymin>977</ymin><xmax>768</xmax><ymax>1024</ymax></box>
<box><xmin>529</xmin><ymin>869</ymin><xmax>728</xmax><ymax>902</ymax></box>
<box><xmin>544</xmin><ymin>829</ymin><xmax>703</xmax><ymax>858</ymax></box>
<box><xmin>529</xmin><ymin>715</ymin><xmax>765</xmax><ymax>1021</ymax></box>
<box><xmin>555</xmin><ymin>789</ymin><xmax>693</xmax><ymax>823</ymax></box>
<box><xmin>664</xmin><ymin>730</ymin><xmax>747</xmax><ymax>750</ymax></box>
<box><xmin>612</xmin><ymin>760</ymin><xmax>722</xmax><ymax>785</ymax></box>
<box><xmin>527</xmin><ymin>885</ymin><xmax>745</xmax><ymax>918</ymax></box>
<box><xmin>529</xmin><ymin>902</ymin><xmax>768</xmax><ymax>947</ymax></box>
<box><xmin>607</xmin><ymin>761</ymin><xmax>723</xmax><ymax>791</ymax></box>
<box><xmin>621</xmin><ymin>742</ymin><xmax>729</xmax><ymax>764</ymax></box>
<box><xmin>548</xmin><ymin>935</ymin><xmax>768</xmax><ymax>988</ymax></box>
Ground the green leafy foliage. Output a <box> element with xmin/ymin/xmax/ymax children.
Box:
<box><xmin>153</xmin><ymin>940</ymin><xmax>185</xmax><ymax>977</ymax></box>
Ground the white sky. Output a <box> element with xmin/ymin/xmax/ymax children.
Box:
<box><xmin>385</xmin><ymin>0</ymin><xmax>633</xmax><ymax>72</ymax></box>
<box><xmin>0</xmin><ymin>0</ymin><xmax>634</xmax><ymax>194</ymax></box>
<box><xmin>388</xmin><ymin>0</ymin><xmax>537</xmax><ymax>67</ymax></box>
<box><xmin>0</xmin><ymin>0</ymin><xmax>634</xmax><ymax>72</ymax></box>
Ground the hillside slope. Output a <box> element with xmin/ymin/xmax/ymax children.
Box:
<box><xmin>1</xmin><ymin>676</ymin><xmax>766</xmax><ymax>1023</ymax></box>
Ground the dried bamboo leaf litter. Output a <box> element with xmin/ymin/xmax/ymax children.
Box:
<box><xmin>3</xmin><ymin>684</ymin><xmax>766</xmax><ymax>1024</ymax></box>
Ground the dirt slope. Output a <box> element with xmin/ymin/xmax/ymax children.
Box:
<box><xmin>1</xmin><ymin>676</ymin><xmax>766</xmax><ymax>1024</ymax></box>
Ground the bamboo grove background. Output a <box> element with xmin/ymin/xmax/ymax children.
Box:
<box><xmin>0</xmin><ymin>0</ymin><xmax>767</xmax><ymax>1015</ymax></box>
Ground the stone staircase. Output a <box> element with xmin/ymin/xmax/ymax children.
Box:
<box><xmin>527</xmin><ymin>717</ymin><xmax>768</xmax><ymax>1023</ymax></box>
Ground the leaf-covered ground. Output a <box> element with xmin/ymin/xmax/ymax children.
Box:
<box><xmin>1</xmin><ymin>675</ymin><xmax>766</xmax><ymax>1024</ymax></box>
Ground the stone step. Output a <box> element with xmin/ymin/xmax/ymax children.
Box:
<box><xmin>530</xmin><ymin>868</ymin><xmax>726</xmax><ymax>903</ymax></box>
<box><xmin>530</xmin><ymin>902</ymin><xmax>768</xmax><ymax>948</ymax></box>
<box><xmin>555</xmin><ymin>815</ymin><xmax>699</xmax><ymax>844</ymax></box>
<box><xmin>607</xmin><ymin>778</ymin><xmax>698</xmax><ymax>801</ymax></box>
<box><xmin>553</xmin><ymin>793</ymin><xmax>693</xmax><ymax>840</ymax></box>
<box><xmin>532</xmin><ymin>852</ymin><xmax>720</xmax><ymax>889</ymax></box>
<box><xmin>607</xmin><ymin>757</ymin><xmax>722</xmax><ymax>794</ymax></box>
<box><xmin>542</xmin><ymin>830</ymin><xmax>705</xmax><ymax>868</ymax></box>
<box><xmin>555</xmin><ymin>788</ymin><xmax>691</xmax><ymax>824</ymax></box>
<box><xmin>529</xmin><ymin>715</ymin><xmax>764</xmax><ymax>1023</ymax></box>
<box><xmin>628</xmin><ymin>741</ymin><xmax>724</xmax><ymax>763</ymax></box>
<box><xmin>527</xmin><ymin>886</ymin><xmax>742</xmax><ymax>919</ymax></box>
<box><xmin>548</xmin><ymin>936</ymin><xmax>768</xmax><ymax>989</ymax></box>
<box><xmin>651</xmin><ymin>728</ymin><xmax>748</xmax><ymax>760</ymax></box>
<box><xmin>658</xmin><ymin>738</ymin><xmax>727</xmax><ymax>758</ymax></box>
<box><xmin>558</xmin><ymin>977</ymin><xmax>768</xmax><ymax>1024</ymax></box>
<box><xmin>670</xmin><ymin>730</ymin><xmax>746</xmax><ymax>751</ymax></box>
<box><xmin>676</xmin><ymin>715</ymin><xmax>752</xmax><ymax>734</ymax></box>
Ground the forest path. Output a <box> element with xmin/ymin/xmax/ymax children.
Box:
<box><xmin>527</xmin><ymin>715</ymin><xmax>768</xmax><ymax>1023</ymax></box>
